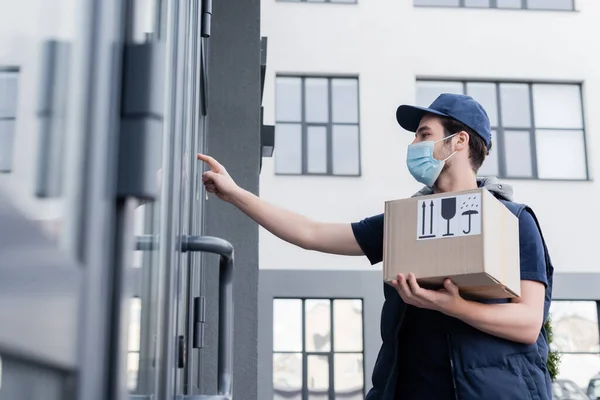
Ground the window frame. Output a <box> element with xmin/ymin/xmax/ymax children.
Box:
<box><xmin>416</xmin><ymin>78</ymin><xmax>589</xmax><ymax>181</ymax></box>
<box><xmin>549</xmin><ymin>299</ymin><xmax>600</xmax><ymax>354</ymax></box>
<box><xmin>275</xmin><ymin>74</ymin><xmax>362</xmax><ymax>177</ymax></box>
<box><xmin>0</xmin><ymin>67</ymin><xmax>20</xmax><ymax>173</ymax></box>
<box><xmin>272</xmin><ymin>297</ymin><xmax>366</xmax><ymax>400</ymax></box>
<box><xmin>548</xmin><ymin>300</ymin><xmax>600</xmax><ymax>392</ymax></box>
<box><xmin>276</xmin><ymin>0</ymin><xmax>358</xmax><ymax>5</ymax></box>
<box><xmin>413</xmin><ymin>0</ymin><xmax>575</xmax><ymax>11</ymax></box>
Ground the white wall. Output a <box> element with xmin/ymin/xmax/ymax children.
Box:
<box><xmin>259</xmin><ymin>0</ymin><xmax>600</xmax><ymax>272</ymax></box>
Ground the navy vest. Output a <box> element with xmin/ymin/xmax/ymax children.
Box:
<box><xmin>366</xmin><ymin>200</ymin><xmax>555</xmax><ymax>400</ymax></box>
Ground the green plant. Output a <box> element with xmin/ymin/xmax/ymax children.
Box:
<box><xmin>545</xmin><ymin>316</ymin><xmax>561</xmax><ymax>381</ymax></box>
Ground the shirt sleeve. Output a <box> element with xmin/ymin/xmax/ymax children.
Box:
<box><xmin>518</xmin><ymin>210</ymin><xmax>548</xmax><ymax>287</ymax></box>
<box><xmin>351</xmin><ymin>213</ymin><xmax>384</xmax><ymax>265</ymax></box>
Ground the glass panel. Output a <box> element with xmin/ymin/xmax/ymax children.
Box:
<box><xmin>275</xmin><ymin>124</ymin><xmax>302</xmax><ymax>174</ymax></box>
<box><xmin>132</xmin><ymin>0</ymin><xmax>157</xmax><ymax>41</ymax></box>
<box><xmin>305</xmin><ymin>78</ymin><xmax>329</xmax><ymax>123</ymax></box>
<box><xmin>132</xmin><ymin>205</ymin><xmax>146</xmax><ymax>268</ymax></box>
<box><xmin>331</xmin><ymin>79</ymin><xmax>358</xmax><ymax>124</ymax></box>
<box><xmin>535</xmin><ymin>129</ymin><xmax>586</xmax><ymax>179</ymax></box>
<box><xmin>276</xmin><ymin>77</ymin><xmax>302</xmax><ymax>122</ymax></box>
<box><xmin>414</xmin><ymin>0</ymin><xmax>460</xmax><ymax>6</ymax></box>
<box><xmin>550</xmin><ymin>301</ymin><xmax>599</xmax><ymax>352</ymax></box>
<box><xmin>334</xmin><ymin>353</ymin><xmax>364</xmax><ymax>400</ymax></box>
<box><xmin>478</xmin><ymin>129</ymin><xmax>498</xmax><ymax>176</ymax></box>
<box><xmin>333</xmin><ymin>300</ymin><xmax>363</xmax><ymax>351</ymax></box>
<box><xmin>273</xmin><ymin>353</ymin><xmax>302</xmax><ymax>400</ymax></box>
<box><xmin>465</xmin><ymin>0</ymin><xmax>490</xmax><ymax>6</ymax></box>
<box><xmin>332</xmin><ymin>125</ymin><xmax>359</xmax><ymax>175</ymax></box>
<box><xmin>504</xmin><ymin>130</ymin><xmax>533</xmax><ymax>178</ymax></box>
<box><xmin>305</xmin><ymin>299</ymin><xmax>331</xmax><ymax>352</ymax></box>
<box><xmin>127</xmin><ymin>352</ymin><xmax>140</xmax><ymax>391</ymax></box>
<box><xmin>527</xmin><ymin>0</ymin><xmax>573</xmax><ymax>10</ymax></box>
<box><xmin>497</xmin><ymin>0</ymin><xmax>522</xmax><ymax>8</ymax></box>
<box><xmin>307</xmin><ymin>127</ymin><xmax>328</xmax><ymax>174</ymax></box>
<box><xmin>500</xmin><ymin>83</ymin><xmax>531</xmax><ymax>127</ymax></box>
<box><xmin>0</xmin><ymin>72</ymin><xmax>19</xmax><ymax>118</ymax></box>
<box><xmin>416</xmin><ymin>81</ymin><xmax>464</xmax><ymax>107</ymax></box>
<box><xmin>589</xmin><ymin>377</ymin><xmax>600</xmax><ymax>400</ymax></box>
<box><xmin>273</xmin><ymin>299</ymin><xmax>303</xmax><ymax>352</ymax></box>
<box><xmin>552</xmin><ymin>377</ymin><xmax>595</xmax><ymax>400</ymax></box>
<box><xmin>128</xmin><ymin>298</ymin><xmax>142</xmax><ymax>352</ymax></box>
<box><xmin>0</xmin><ymin>120</ymin><xmax>15</xmax><ymax>172</ymax></box>
<box><xmin>128</xmin><ymin>2</ymin><xmax>162</xmax><ymax>396</ymax></box>
<box><xmin>0</xmin><ymin>0</ymin><xmax>80</xmax><ymax>240</ymax></box>
<box><xmin>555</xmin><ymin>353</ymin><xmax>600</xmax><ymax>392</ymax></box>
<box><xmin>532</xmin><ymin>84</ymin><xmax>583</xmax><ymax>129</ymax></box>
<box><xmin>307</xmin><ymin>355</ymin><xmax>329</xmax><ymax>400</ymax></box>
<box><xmin>467</xmin><ymin>82</ymin><xmax>498</xmax><ymax>126</ymax></box>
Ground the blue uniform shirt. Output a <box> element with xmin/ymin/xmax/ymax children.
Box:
<box><xmin>351</xmin><ymin>208</ymin><xmax>549</xmax><ymax>399</ymax></box>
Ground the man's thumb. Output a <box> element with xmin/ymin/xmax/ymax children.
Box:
<box><xmin>444</xmin><ymin>278</ymin><xmax>459</xmax><ymax>294</ymax></box>
<box><xmin>203</xmin><ymin>170</ymin><xmax>221</xmax><ymax>181</ymax></box>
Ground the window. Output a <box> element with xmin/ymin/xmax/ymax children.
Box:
<box><xmin>414</xmin><ymin>0</ymin><xmax>574</xmax><ymax>10</ymax></box>
<box><xmin>278</xmin><ymin>0</ymin><xmax>357</xmax><ymax>4</ymax></box>
<box><xmin>275</xmin><ymin>76</ymin><xmax>361</xmax><ymax>176</ymax></box>
<box><xmin>127</xmin><ymin>297</ymin><xmax>142</xmax><ymax>391</ymax></box>
<box><xmin>416</xmin><ymin>80</ymin><xmax>588</xmax><ymax>180</ymax></box>
<box><xmin>549</xmin><ymin>301</ymin><xmax>600</xmax><ymax>394</ymax></box>
<box><xmin>0</xmin><ymin>69</ymin><xmax>19</xmax><ymax>173</ymax></box>
<box><xmin>273</xmin><ymin>298</ymin><xmax>364</xmax><ymax>400</ymax></box>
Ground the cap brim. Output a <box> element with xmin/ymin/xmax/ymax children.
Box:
<box><xmin>396</xmin><ymin>105</ymin><xmax>449</xmax><ymax>132</ymax></box>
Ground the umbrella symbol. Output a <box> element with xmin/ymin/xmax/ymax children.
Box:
<box><xmin>462</xmin><ymin>209</ymin><xmax>479</xmax><ymax>234</ymax></box>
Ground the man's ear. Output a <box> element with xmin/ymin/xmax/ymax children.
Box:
<box><xmin>455</xmin><ymin>131</ymin><xmax>470</xmax><ymax>151</ymax></box>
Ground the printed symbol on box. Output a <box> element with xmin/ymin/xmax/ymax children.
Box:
<box><xmin>418</xmin><ymin>200</ymin><xmax>436</xmax><ymax>239</ymax></box>
<box><xmin>461</xmin><ymin>196</ymin><xmax>479</xmax><ymax>234</ymax></box>
<box><xmin>441</xmin><ymin>197</ymin><xmax>457</xmax><ymax>237</ymax></box>
<box><xmin>458</xmin><ymin>193</ymin><xmax>481</xmax><ymax>237</ymax></box>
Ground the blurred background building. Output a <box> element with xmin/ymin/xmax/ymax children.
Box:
<box><xmin>0</xmin><ymin>0</ymin><xmax>599</xmax><ymax>400</ymax></box>
<box><xmin>258</xmin><ymin>0</ymin><xmax>600</xmax><ymax>399</ymax></box>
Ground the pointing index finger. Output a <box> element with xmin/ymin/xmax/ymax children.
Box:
<box><xmin>197</xmin><ymin>153</ymin><xmax>221</xmax><ymax>173</ymax></box>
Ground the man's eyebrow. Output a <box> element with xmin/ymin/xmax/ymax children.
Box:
<box><xmin>416</xmin><ymin>126</ymin><xmax>431</xmax><ymax>134</ymax></box>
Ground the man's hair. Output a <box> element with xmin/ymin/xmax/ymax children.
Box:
<box><xmin>440</xmin><ymin>117</ymin><xmax>489</xmax><ymax>173</ymax></box>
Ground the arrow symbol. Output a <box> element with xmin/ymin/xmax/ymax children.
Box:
<box><xmin>421</xmin><ymin>202</ymin><xmax>426</xmax><ymax>236</ymax></box>
<box><xmin>429</xmin><ymin>201</ymin><xmax>434</xmax><ymax>235</ymax></box>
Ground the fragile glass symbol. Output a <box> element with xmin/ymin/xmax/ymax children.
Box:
<box><xmin>441</xmin><ymin>197</ymin><xmax>456</xmax><ymax>237</ymax></box>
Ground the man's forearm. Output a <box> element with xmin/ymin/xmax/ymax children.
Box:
<box><xmin>448</xmin><ymin>299</ymin><xmax>543</xmax><ymax>345</ymax></box>
<box><xmin>230</xmin><ymin>188</ymin><xmax>316</xmax><ymax>249</ymax></box>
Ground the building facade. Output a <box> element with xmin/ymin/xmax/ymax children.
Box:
<box><xmin>258</xmin><ymin>0</ymin><xmax>600</xmax><ymax>398</ymax></box>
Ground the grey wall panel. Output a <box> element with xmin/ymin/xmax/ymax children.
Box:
<box><xmin>257</xmin><ymin>269</ymin><xmax>600</xmax><ymax>398</ymax></box>
<box><xmin>258</xmin><ymin>269</ymin><xmax>385</xmax><ymax>400</ymax></box>
<box><xmin>202</xmin><ymin>0</ymin><xmax>260</xmax><ymax>396</ymax></box>
<box><xmin>552</xmin><ymin>273</ymin><xmax>600</xmax><ymax>300</ymax></box>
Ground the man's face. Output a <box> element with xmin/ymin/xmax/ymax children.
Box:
<box><xmin>412</xmin><ymin>114</ymin><xmax>454</xmax><ymax>162</ymax></box>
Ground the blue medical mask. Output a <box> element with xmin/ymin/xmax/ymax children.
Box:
<box><xmin>406</xmin><ymin>134</ymin><xmax>457</xmax><ymax>187</ymax></box>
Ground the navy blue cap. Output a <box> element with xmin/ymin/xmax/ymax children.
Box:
<box><xmin>396</xmin><ymin>93</ymin><xmax>492</xmax><ymax>150</ymax></box>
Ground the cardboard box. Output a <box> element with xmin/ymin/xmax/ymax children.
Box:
<box><xmin>383</xmin><ymin>188</ymin><xmax>521</xmax><ymax>299</ymax></box>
